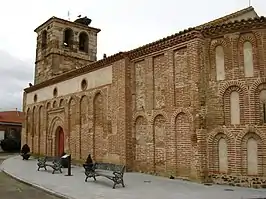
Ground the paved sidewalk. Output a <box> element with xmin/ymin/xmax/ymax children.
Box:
<box><xmin>0</xmin><ymin>152</ymin><xmax>18</xmax><ymax>160</ymax></box>
<box><xmin>1</xmin><ymin>156</ymin><xmax>266</xmax><ymax>199</ymax></box>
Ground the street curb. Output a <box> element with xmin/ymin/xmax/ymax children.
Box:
<box><xmin>1</xmin><ymin>158</ymin><xmax>75</xmax><ymax>199</ymax></box>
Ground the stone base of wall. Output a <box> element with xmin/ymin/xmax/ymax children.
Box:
<box><xmin>209</xmin><ymin>174</ymin><xmax>266</xmax><ymax>189</ymax></box>
<box><xmin>134</xmin><ymin>169</ymin><xmax>202</xmax><ymax>183</ymax></box>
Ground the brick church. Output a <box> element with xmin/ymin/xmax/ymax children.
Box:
<box><xmin>22</xmin><ymin>6</ymin><xmax>266</xmax><ymax>187</ymax></box>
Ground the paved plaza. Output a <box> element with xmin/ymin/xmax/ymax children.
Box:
<box><xmin>1</xmin><ymin>156</ymin><xmax>266</xmax><ymax>199</ymax></box>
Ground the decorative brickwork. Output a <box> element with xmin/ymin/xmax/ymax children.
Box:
<box><xmin>80</xmin><ymin>95</ymin><xmax>89</xmax><ymax>160</ymax></box>
<box><xmin>153</xmin><ymin>114</ymin><xmax>166</xmax><ymax>174</ymax></box>
<box><xmin>238</xmin><ymin>33</ymin><xmax>258</xmax><ymax>78</ymax></box>
<box><xmin>209</xmin><ymin>38</ymin><xmax>229</xmax><ymax>81</ymax></box>
<box><xmin>93</xmin><ymin>92</ymin><xmax>107</xmax><ymax>161</ymax></box>
<box><xmin>223</xmin><ymin>85</ymin><xmax>246</xmax><ymax>125</ymax></box>
<box><xmin>207</xmin><ymin>127</ymin><xmax>235</xmax><ymax>174</ymax></box>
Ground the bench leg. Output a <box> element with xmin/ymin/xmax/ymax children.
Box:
<box><xmin>59</xmin><ymin>168</ymin><xmax>62</xmax><ymax>173</ymax></box>
<box><xmin>121</xmin><ymin>179</ymin><xmax>125</xmax><ymax>187</ymax></box>
<box><xmin>112</xmin><ymin>182</ymin><xmax>117</xmax><ymax>189</ymax></box>
<box><xmin>52</xmin><ymin>169</ymin><xmax>55</xmax><ymax>174</ymax></box>
<box><xmin>85</xmin><ymin>176</ymin><xmax>88</xmax><ymax>182</ymax></box>
<box><xmin>93</xmin><ymin>176</ymin><xmax>96</xmax><ymax>181</ymax></box>
<box><xmin>37</xmin><ymin>166</ymin><xmax>46</xmax><ymax>171</ymax></box>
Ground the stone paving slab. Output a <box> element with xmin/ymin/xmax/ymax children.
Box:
<box><xmin>1</xmin><ymin>156</ymin><xmax>266</xmax><ymax>199</ymax></box>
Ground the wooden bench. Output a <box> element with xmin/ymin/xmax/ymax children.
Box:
<box><xmin>84</xmin><ymin>162</ymin><xmax>126</xmax><ymax>189</ymax></box>
<box><xmin>37</xmin><ymin>156</ymin><xmax>63</xmax><ymax>174</ymax></box>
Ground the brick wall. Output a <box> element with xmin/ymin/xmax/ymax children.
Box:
<box><xmin>22</xmin><ymin>21</ymin><xmax>266</xmax><ymax>188</ymax></box>
<box><xmin>131</xmin><ymin>39</ymin><xmax>202</xmax><ymax>179</ymax></box>
<box><xmin>206</xmin><ymin>30</ymin><xmax>266</xmax><ymax>187</ymax></box>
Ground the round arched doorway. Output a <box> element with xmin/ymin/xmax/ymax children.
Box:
<box><xmin>55</xmin><ymin>126</ymin><xmax>64</xmax><ymax>156</ymax></box>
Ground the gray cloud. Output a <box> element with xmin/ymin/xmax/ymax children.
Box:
<box><xmin>0</xmin><ymin>50</ymin><xmax>33</xmax><ymax>111</ymax></box>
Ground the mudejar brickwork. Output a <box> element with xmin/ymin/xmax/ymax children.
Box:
<box><xmin>22</xmin><ymin>7</ymin><xmax>266</xmax><ymax>188</ymax></box>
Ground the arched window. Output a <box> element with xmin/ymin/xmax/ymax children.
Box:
<box><xmin>63</xmin><ymin>28</ymin><xmax>74</xmax><ymax>47</ymax></box>
<box><xmin>259</xmin><ymin>90</ymin><xmax>266</xmax><ymax>123</ymax></box>
<box><xmin>79</xmin><ymin>32</ymin><xmax>89</xmax><ymax>52</ymax></box>
<box><xmin>243</xmin><ymin>41</ymin><xmax>254</xmax><ymax>77</ymax></box>
<box><xmin>41</xmin><ymin>30</ymin><xmax>47</xmax><ymax>49</ymax></box>
<box><xmin>230</xmin><ymin>91</ymin><xmax>240</xmax><ymax>124</ymax></box>
<box><xmin>215</xmin><ymin>45</ymin><xmax>225</xmax><ymax>81</ymax></box>
<box><xmin>218</xmin><ymin>138</ymin><xmax>228</xmax><ymax>173</ymax></box>
<box><xmin>247</xmin><ymin>137</ymin><xmax>258</xmax><ymax>175</ymax></box>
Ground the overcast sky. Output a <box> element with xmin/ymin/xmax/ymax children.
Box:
<box><xmin>0</xmin><ymin>0</ymin><xmax>265</xmax><ymax>111</ymax></box>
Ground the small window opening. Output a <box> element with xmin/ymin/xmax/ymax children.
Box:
<box><xmin>34</xmin><ymin>94</ymin><xmax>38</xmax><ymax>102</ymax></box>
<box><xmin>53</xmin><ymin>87</ymin><xmax>58</xmax><ymax>98</ymax></box>
<box><xmin>263</xmin><ymin>103</ymin><xmax>266</xmax><ymax>123</ymax></box>
<box><xmin>81</xmin><ymin>79</ymin><xmax>88</xmax><ymax>90</ymax></box>
<box><xmin>63</xmin><ymin>28</ymin><xmax>73</xmax><ymax>47</ymax></box>
<box><xmin>79</xmin><ymin>32</ymin><xmax>88</xmax><ymax>52</ymax></box>
<box><xmin>260</xmin><ymin>90</ymin><xmax>266</xmax><ymax>124</ymax></box>
<box><xmin>41</xmin><ymin>30</ymin><xmax>47</xmax><ymax>49</ymax></box>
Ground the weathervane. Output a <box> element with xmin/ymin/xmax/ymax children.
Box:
<box><xmin>67</xmin><ymin>10</ymin><xmax>71</xmax><ymax>21</ymax></box>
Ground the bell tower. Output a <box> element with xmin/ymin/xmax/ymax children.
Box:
<box><xmin>34</xmin><ymin>16</ymin><xmax>101</xmax><ymax>84</ymax></box>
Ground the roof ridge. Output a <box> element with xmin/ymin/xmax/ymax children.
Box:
<box><xmin>197</xmin><ymin>6</ymin><xmax>255</xmax><ymax>28</ymax></box>
<box><xmin>201</xmin><ymin>16</ymin><xmax>265</xmax><ymax>30</ymax></box>
<box><xmin>201</xmin><ymin>16</ymin><xmax>266</xmax><ymax>37</ymax></box>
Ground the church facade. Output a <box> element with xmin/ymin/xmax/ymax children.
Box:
<box><xmin>22</xmin><ymin>7</ymin><xmax>266</xmax><ymax>187</ymax></box>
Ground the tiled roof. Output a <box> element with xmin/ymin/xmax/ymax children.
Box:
<box><xmin>201</xmin><ymin>16</ymin><xmax>266</xmax><ymax>37</ymax></box>
<box><xmin>0</xmin><ymin>111</ymin><xmax>24</xmax><ymax>124</ymax></box>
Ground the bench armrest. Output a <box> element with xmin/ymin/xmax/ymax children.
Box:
<box><xmin>85</xmin><ymin>168</ymin><xmax>95</xmax><ymax>172</ymax></box>
<box><xmin>113</xmin><ymin>171</ymin><xmax>123</xmax><ymax>177</ymax></box>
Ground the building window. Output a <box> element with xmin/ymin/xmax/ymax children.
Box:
<box><xmin>34</xmin><ymin>94</ymin><xmax>38</xmax><ymax>103</ymax></box>
<box><xmin>259</xmin><ymin>90</ymin><xmax>266</xmax><ymax>123</ymax></box>
<box><xmin>81</xmin><ymin>79</ymin><xmax>88</xmax><ymax>91</ymax></box>
<box><xmin>243</xmin><ymin>41</ymin><xmax>254</xmax><ymax>77</ymax></box>
<box><xmin>79</xmin><ymin>32</ymin><xmax>89</xmax><ymax>52</ymax></box>
<box><xmin>41</xmin><ymin>30</ymin><xmax>47</xmax><ymax>49</ymax></box>
<box><xmin>247</xmin><ymin>137</ymin><xmax>258</xmax><ymax>175</ymax></box>
<box><xmin>230</xmin><ymin>91</ymin><xmax>240</xmax><ymax>125</ymax></box>
<box><xmin>218</xmin><ymin>138</ymin><xmax>228</xmax><ymax>173</ymax></box>
<box><xmin>53</xmin><ymin>87</ymin><xmax>58</xmax><ymax>97</ymax></box>
<box><xmin>47</xmin><ymin>102</ymin><xmax>51</xmax><ymax>109</ymax></box>
<box><xmin>59</xmin><ymin>99</ymin><xmax>64</xmax><ymax>107</ymax></box>
<box><xmin>53</xmin><ymin>100</ymin><xmax>57</xmax><ymax>108</ymax></box>
<box><xmin>215</xmin><ymin>45</ymin><xmax>225</xmax><ymax>81</ymax></box>
<box><xmin>63</xmin><ymin>28</ymin><xmax>74</xmax><ymax>47</ymax></box>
